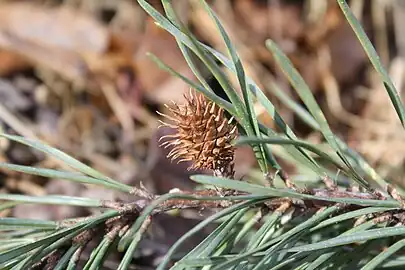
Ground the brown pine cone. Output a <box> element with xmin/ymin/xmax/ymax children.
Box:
<box><xmin>158</xmin><ymin>89</ymin><xmax>237</xmax><ymax>178</ymax></box>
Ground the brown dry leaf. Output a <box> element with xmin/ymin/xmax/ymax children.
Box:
<box><xmin>0</xmin><ymin>3</ymin><xmax>108</xmax><ymax>52</ymax></box>
<box><xmin>0</xmin><ymin>49</ymin><xmax>31</xmax><ymax>75</ymax></box>
<box><xmin>0</xmin><ymin>2</ymin><xmax>201</xmax><ymax>107</ymax></box>
<box><xmin>0</xmin><ymin>2</ymin><xmax>110</xmax><ymax>80</ymax></box>
<box><xmin>134</xmin><ymin>18</ymin><xmax>195</xmax><ymax>104</ymax></box>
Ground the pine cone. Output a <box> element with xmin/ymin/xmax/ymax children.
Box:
<box><xmin>158</xmin><ymin>90</ymin><xmax>237</xmax><ymax>178</ymax></box>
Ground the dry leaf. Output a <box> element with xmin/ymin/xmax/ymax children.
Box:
<box><xmin>0</xmin><ymin>2</ymin><xmax>109</xmax><ymax>80</ymax></box>
<box><xmin>134</xmin><ymin>18</ymin><xmax>195</xmax><ymax>104</ymax></box>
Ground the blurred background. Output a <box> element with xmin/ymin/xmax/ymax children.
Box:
<box><xmin>1</xmin><ymin>0</ymin><xmax>405</xmax><ymax>268</ymax></box>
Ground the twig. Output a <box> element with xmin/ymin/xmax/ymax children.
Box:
<box><xmin>28</xmin><ymin>183</ymin><xmax>405</xmax><ymax>268</ymax></box>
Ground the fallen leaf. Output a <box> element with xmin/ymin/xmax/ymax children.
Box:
<box><xmin>134</xmin><ymin>18</ymin><xmax>195</xmax><ymax>104</ymax></box>
<box><xmin>0</xmin><ymin>2</ymin><xmax>110</xmax><ymax>80</ymax></box>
